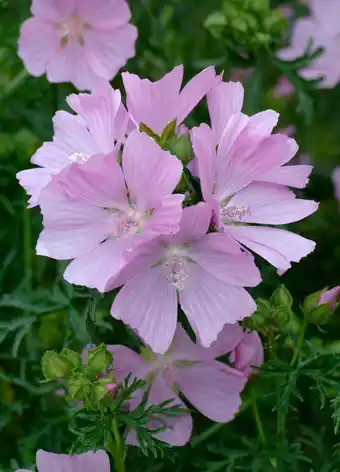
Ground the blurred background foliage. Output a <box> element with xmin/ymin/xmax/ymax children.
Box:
<box><xmin>1</xmin><ymin>0</ymin><xmax>340</xmax><ymax>471</ymax></box>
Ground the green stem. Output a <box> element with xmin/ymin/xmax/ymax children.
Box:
<box><xmin>290</xmin><ymin>317</ymin><xmax>308</xmax><ymax>367</ymax></box>
<box><xmin>109</xmin><ymin>417</ymin><xmax>125</xmax><ymax>472</ymax></box>
<box><xmin>23</xmin><ymin>206</ymin><xmax>32</xmax><ymax>290</ymax></box>
<box><xmin>252</xmin><ymin>399</ymin><xmax>266</xmax><ymax>445</ymax></box>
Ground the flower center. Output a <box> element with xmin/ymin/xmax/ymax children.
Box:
<box><xmin>161</xmin><ymin>247</ymin><xmax>190</xmax><ymax>291</ymax></box>
<box><xmin>57</xmin><ymin>15</ymin><xmax>90</xmax><ymax>46</ymax></box>
<box><xmin>105</xmin><ymin>203</ymin><xmax>151</xmax><ymax>242</ymax></box>
<box><xmin>220</xmin><ymin>203</ymin><xmax>251</xmax><ymax>225</ymax></box>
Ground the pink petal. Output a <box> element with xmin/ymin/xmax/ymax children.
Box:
<box><xmin>76</xmin><ymin>0</ymin><xmax>132</xmax><ymax>29</ymax></box>
<box><xmin>109</xmin><ymin>345</ymin><xmax>148</xmax><ymax>381</ymax></box>
<box><xmin>191</xmin><ymin>123</ymin><xmax>216</xmax><ymax>201</ymax></box>
<box><xmin>216</xmin><ymin>133</ymin><xmax>298</xmax><ymax>200</ymax></box>
<box><xmin>37</xmin><ymin>190</ymin><xmax>113</xmax><ymax>259</ymax></box>
<box><xmin>84</xmin><ymin>25</ymin><xmax>137</xmax><ymax>82</ymax></box>
<box><xmin>31</xmin><ymin>141</ymin><xmax>72</xmax><ymax>172</ymax></box>
<box><xmin>332</xmin><ymin>167</ymin><xmax>340</xmax><ymax>203</ymax></box>
<box><xmin>177</xmin><ymin>66</ymin><xmax>216</xmax><ymax>124</ymax></box>
<box><xmin>111</xmin><ymin>268</ymin><xmax>178</xmax><ymax>354</ymax></box>
<box><xmin>64</xmin><ymin>239</ymin><xmax>128</xmax><ymax>292</ymax></box>
<box><xmin>16</xmin><ymin>168</ymin><xmax>54</xmax><ymax>208</ymax></box>
<box><xmin>278</xmin><ymin>18</ymin><xmax>319</xmax><ymax>61</ymax></box>
<box><xmin>49</xmin><ymin>153</ymin><xmax>127</xmax><ymax>209</ymax></box>
<box><xmin>180</xmin><ymin>265</ymin><xmax>257</xmax><ymax>347</ymax></box>
<box><xmin>169</xmin><ymin>323</ymin><xmax>212</xmax><ymax>362</ymax></box>
<box><xmin>123</xmin><ymin>131</ymin><xmax>182</xmax><ymax>211</ymax></box>
<box><xmin>319</xmin><ymin>286</ymin><xmax>340</xmax><ymax>308</ymax></box>
<box><xmin>49</xmin><ymin>111</ymin><xmax>100</xmax><ymax>158</ymax></box>
<box><xmin>225</xmin><ymin>182</ymin><xmax>318</xmax><ymax>224</ymax></box>
<box><xmin>189</xmin><ymin>232</ymin><xmax>242</xmax><ymax>255</ymax></box>
<box><xmin>188</xmin><ymin>238</ymin><xmax>261</xmax><ymax>287</ymax></box>
<box><xmin>66</xmin><ymin>84</ymin><xmax>122</xmax><ymax>154</ymax></box>
<box><xmin>46</xmin><ymin>41</ymin><xmax>100</xmax><ymax>90</ymax></box>
<box><xmin>207</xmin><ymin>81</ymin><xmax>244</xmax><ymax>143</ymax></box>
<box><xmin>257</xmin><ymin>165</ymin><xmax>313</xmax><ymax>189</ymax></box>
<box><xmin>199</xmin><ymin>323</ymin><xmax>245</xmax><ymax>360</ymax></box>
<box><xmin>309</xmin><ymin>0</ymin><xmax>340</xmax><ymax>37</ymax></box>
<box><xmin>144</xmin><ymin>194</ymin><xmax>184</xmax><ymax>235</ymax></box>
<box><xmin>175</xmin><ymin>362</ymin><xmax>245</xmax><ymax>422</ymax></box>
<box><xmin>36</xmin><ymin>449</ymin><xmax>110</xmax><ymax>472</ymax></box>
<box><xmin>127</xmin><ymin>377</ymin><xmax>192</xmax><ymax>447</ymax></box>
<box><xmin>164</xmin><ymin>202</ymin><xmax>211</xmax><ymax>245</ymax></box>
<box><xmin>31</xmin><ymin>0</ymin><xmax>75</xmax><ymax>20</ymax></box>
<box><xmin>122</xmin><ymin>66</ymin><xmax>184</xmax><ymax>134</ymax></box>
<box><xmin>18</xmin><ymin>18</ymin><xmax>61</xmax><ymax>76</ymax></box>
<box><xmin>225</xmin><ymin>225</ymin><xmax>316</xmax><ymax>274</ymax></box>
<box><xmin>234</xmin><ymin>331</ymin><xmax>264</xmax><ymax>375</ymax></box>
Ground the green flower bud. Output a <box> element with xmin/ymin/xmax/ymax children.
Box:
<box><xmin>60</xmin><ymin>348</ymin><xmax>82</xmax><ymax>369</ymax></box>
<box><xmin>92</xmin><ymin>382</ymin><xmax>110</xmax><ymax>402</ymax></box>
<box><xmin>86</xmin><ymin>344</ymin><xmax>113</xmax><ymax>375</ymax></box>
<box><xmin>166</xmin><ymin>135</ymin><xmax>193</xmax><ymax>165</ymax></box>
<box><xmin>42</xmin><ymin>351</ymin><xmax>72</xmax><ymax>380</ymax></box>
<box><xmin>302</xmin><ymin>289</ymin><xmax>326</xmax><ymax>314</ymax></box>
<box><xmin>273</xmin><ymin>306</ymin><xmax>291</xmax><ymax>325</ymax></box>
<box><xmin>159</xmin><ymin>120</ymin><xmax>177</xmax><ymax>147</ymax></box>
<box><xmin>271</xmin><ymin>285</ymin><xmax>293</xmax><ymax>309</ymax></box>
<box><xmin>67</xmin><ymin>374</ymin><xmax>91</xmax><ymax>401</ymax></box>
<box><xmin>305</xmin><ymin>304</ymin><xmax>333</xmax><ymax>326</ymax></box>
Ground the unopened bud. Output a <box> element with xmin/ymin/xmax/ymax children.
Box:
<box><xmin>42</xmin><ymin>351</ymin><xmax>72</xmax><ymax>380</ymax></box>
<box><xmin>60</xmin><ymin>348</ymin><xmax>82</xmax><ymax>369</ymax></box>
<box><xmin>86</xmin><ymin>344</ymin><xmax>113</xmax><ymax>375</ymax></box>
<box><xmin>204</xmin><ymin>11</ymin><xmax>227</xmax><ymax>39</ymax></box>
<box><xmin>92</xmin><ymin>382</ymin><xmax>110</xmax><ymax>402</ymax></box>
<box><xmin>271</xmin><ymin>285</ymin><xmax>293</xmax><ymax>309</ymax></box>
<box><xmin>67</xmin><ymin>374</ymin><xmax>91</xmax><ymax>401</ymax></box>
<box><xmin>273</xmin><ymin>306</ymin><xmax>291</xmax><ymax>325</ymax></box>
<box><xmin>305</xmin><ymin>304</ymin><xmax>333</xmax><ymax>326</ymax></box>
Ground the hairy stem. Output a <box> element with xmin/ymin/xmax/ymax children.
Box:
<box><xmin>290</xmin><ymin>317</ymin><xmax>308</xmax><ymax>367</ymax></box>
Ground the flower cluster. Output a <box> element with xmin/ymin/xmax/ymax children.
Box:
<box><xmin>18</xmin><ymin>66</ymin><xmax>318</xmax><ymax>357</ymax></box>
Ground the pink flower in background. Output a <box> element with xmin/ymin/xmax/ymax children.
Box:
<box><xmin>273</xmin><ymin>77</ymin><xmax>294</xmax><ymax>98</ymax></box>
<box><xmin>17</xmin><ymin>82</ymin><xmax>128</xmax><ymax>207</ymax></box>
<box><xmin>332</xmin><ymin>167</ymin><xmax>340</xmax><ymax>204</ymax></box>
<box><xmin>319</xmin><ymin>286</ymin><xmax>340</xmax><ymax>309</ymax></box>
<box><xmin>122</xmin><ymin>65</ymin><xmax>217</xmax><ymax>135</ymax></box>
<box><xmin>278</xmin><ymin>0</ymin><xmax>340</xmax><ymax>88</ymax></box>
<box><xmin>18</xmin><ymin>0</ymin><xmax>137</xmax><ymax>90</ymax></box>
<box><xmin>230</xmin><ymin>331</ymin><xmax>264</xmax><ymax>378</ymax></box>
<box><xmin>109</xmin><ymin>323</ymin><xmax>253</xmax><ymax>446</ymax></box>
<box><xmin>17</xmin><ymin>449</ymin><xmax>109</xmax><ymax>472</ymax></box>
<box><xmin>110</xmin><ymin>203</ymin><xmax>261</xmax><ymax>354</ymax></box>
<box><xmin>36</xmin><ymin>131</ymin><xmax>183</xmax><ymax>292</ymax></box>
<box><xmin>192</xmin><ymin>81</ymin><xmax>318</xmax><ymax>274</ymax></box>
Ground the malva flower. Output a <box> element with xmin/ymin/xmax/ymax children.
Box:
<box><xmin>109</xmin><ymin>323</ymin><xmax>259</xmax><ymax>446</ymax></box>
<box><xmin>122</xmin><ymin>65</ymin><xmax>217</xmax><ymax>135</ymax></box>
<box><xmin>18</xmin><ymin>0</ymin><xmax>137</xmax><ymax>90</ymax></box>
<box><xmin>109</xmin><ymin>203</ymin><xmax>261</xmax><ymax>354</ymax></box>
<box><xmin>17</xmin><ymin>449</ymin><xmax>110</xmax><ymax>472</ymax></box>
<box><xmin>17</xmin><ymin>81</ymin><xmax>128</xmax><ymax>207</ymax></box>
<box><xmin>192</xmin><ymin>80</ymin><xmax>318</xmax><ymax>274</ymax></box>
<box><xmin>278</xmin><ymin>0</ymin><xmax>340</xmax><ymax>88</ymax></box>
<box><xmin>36</xmin><ymin>131</ymin><xmax>183</xmax><ymax>293</ymax></box>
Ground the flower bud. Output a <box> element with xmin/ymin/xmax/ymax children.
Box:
<box><xmin>271</xmin><ymin>285</ymin><xmax>293</xmax><ymax>309</ymax></box>
<box><xmin>204</xmin><ymin>11</ymin><xmax>227</xmax><ymax>39</ymax></box>
<box><xmin>86</xmin><ymin>344</ymin><xmax>113</xmax><ymax>375</ymax></box>
<box><xmin>60</xmin><ymin>348</ymin><xmax>82</xmax><ymax>369</ymax></box>
<box><xmin>67</xmin><ymin>374</ymin><xmax>91</xmax><ymax>401</ymax></box>
<box><xmin>92</xmin><ymin>382</ymin><xmax>110</xmax><ymax>402</ymax></box>
<box><xmin>305</xmin><ymin>304</ymin><xmax>333</xmax><ymax>326</ymax></box>
<box><xmin>303</xmin><ymin>288</ymin><xmax>337</xmax><ymax>325</ymax></box>
<box><xmin>42</xmin><ymin>351</ymin><xmax>72</xmax><ymax>380</ymax></box>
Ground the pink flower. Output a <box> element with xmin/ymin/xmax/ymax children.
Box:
<box><xmin>109</xmin><ymin>323</ymin><xmax>249</xmax><ymax>446</ymax></box>
<box><xmin>273</xmin><ymin>77</ymin><xmax>294</xmax><ymax>98</ymax></box>
<box><xmin>230</xmin><ymin>331</ymin><xmax>264</xmax><ymax>378</ymax></box>
<box><xmin>278</xmin><ymin>0</ymin><xmax>340</xmax><ymax>88</ymax></box>
<box><xmin>18</xmin><ymin>0</ymin><xmax>137</xmax><ymax>90</ymax></box>
<box><xmin>192</xmin><ymin>81</ymin><xmax>318</xmax><ymax>274</ymax></box>
<box><xmin>17</xmin><ymin>82</ymin><xmax>128</xmax><ymax>207</ymax></box>
<box><xmin>318</xmin><ymin>286</ymin><xmax>340</xmax><ymax>309</ymax></box>
<box><xmin>332</xmin><ymin>167</ymin><xmax>340</xmax><ymax>204</ymax></box>
<box><xmin>36</xmin><ymin>131</ymin><xmax>183</xmax><ymax>292</ymax></box>
<box><xmin>17</xmin><ymin>449</ymin><xmax>109</xmax><ymax>472</ymax></box>
<box><xmin>109</xmin><ymin>203</ymin><xmax>261</xmax><ymax>354</ymax></box>
<box><xmin>122</xmin><ymin>65</ymin><xmax>217</xmax><ymax>135</ymax></box>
